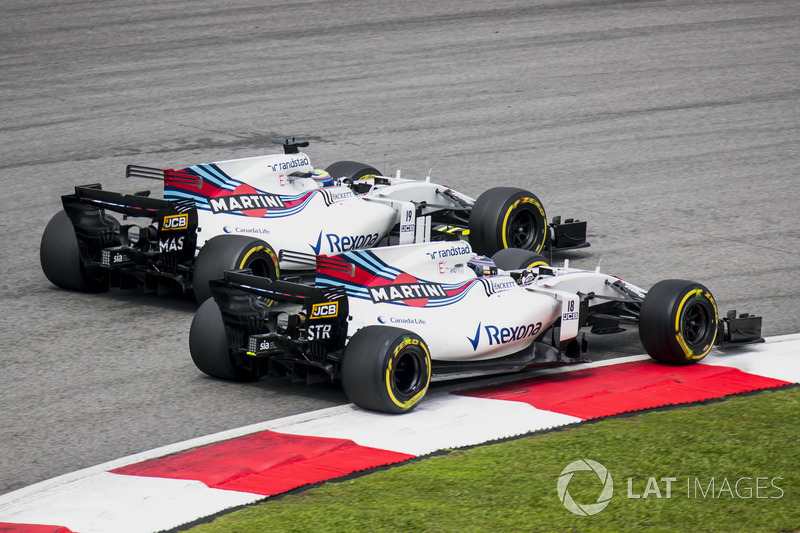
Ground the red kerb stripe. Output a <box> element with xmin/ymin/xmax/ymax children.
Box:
<box><xmin>459</xmin><ymin>360</ymin><xmax>790</xmax><ymax>419</ymax></box>
<box><xmin>112</xmin><ymin>430</ymin><xmax>413</xmax><ymax>496</ymax></box>
<box><xmin>0</xmin><ymin>524</ymin><xmax>75</xmax><ymax>533</ymax></box>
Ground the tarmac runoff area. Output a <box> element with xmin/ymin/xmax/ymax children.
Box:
<box><xmin>1</xmin><ymin>334</ymin><xmax>798</xmax><ymax>533</ymax></box>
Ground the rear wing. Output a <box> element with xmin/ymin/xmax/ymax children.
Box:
<box><xmin>68</xmin><ymin>184</ymin><xmax>184</xmax><ymax>217</ymax></box>
<box><xmin>221</xmin><ymin>269</ymin><xmax>340</xmax><ymax>304</ymax></box>
<box><xmin>62</xmin><ymin>184</ymin><xmax>198</xmax><ymax>268</ymax></box>
<box><xmin>212</xmin><ymin>269</ymin><xmax>350</xmax><ymax>356</ymax></box>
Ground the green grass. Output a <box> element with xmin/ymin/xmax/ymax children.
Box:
<box><xmin>186</xmin><ymin>387</ymin><xmax>800</xmax><ymax>533</ymax></box>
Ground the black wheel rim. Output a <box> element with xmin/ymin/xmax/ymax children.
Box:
<box><xmin>681</xmin><ymin>300</ymin><xmax>712</xmax><ymax>347</ymax></box>
<box><xmin>507</xmin><ymin>209</ymin><xmax>539</xmax><ymax>249</ymax></box>
<box><xmin>246</xmin><ymin>256</ymin><xmax>274</xmax><ymax>278</ymax></box>
<box><xmin>245</xmin><ymin>255</ymin><xmax>278</xmax><ymax>306</ymax></box>
<box><xmin>393</xmin><ymin>348</ymin><xmax>424</xmax><ymax>398</ymax></box>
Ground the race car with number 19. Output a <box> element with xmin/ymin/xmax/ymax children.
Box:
<box><xmin>40</xmin><ymin>138</ymin><xmax>588</xmax><ymax>303</ymax></box>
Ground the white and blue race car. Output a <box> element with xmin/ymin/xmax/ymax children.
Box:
<box><xmin>40</xmin><ymin>138</ymin><xmax>587</xmax><ymax>303</ymax></box>
<box><xmin>189</xmin><ymin>240</ymin><xmax>763</xmax><ymax>414</ymax></box>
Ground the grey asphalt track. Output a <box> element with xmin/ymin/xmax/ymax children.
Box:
<box><xmin>1</xmin><ymin>0</ymin><xmax>798</xmax><ymax>496</ymax></box>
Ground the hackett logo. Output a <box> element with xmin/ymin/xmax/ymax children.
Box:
<box><xmin>209</xmin><ymin>194</ymin><xmax>285</xmax><ymax>214</ymax></box>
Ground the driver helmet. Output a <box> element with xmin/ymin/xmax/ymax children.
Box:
<box><xmin>311</xmin><ymin>169</ymin><xmax>333</xmax><ymax>187</ymax></box>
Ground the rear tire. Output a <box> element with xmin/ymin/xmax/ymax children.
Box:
<box><xmin>491</xmin><ymin>248</ymin><xmax>550</xmax><ymax>270</ymax></box>
<box><xmin>639</xmin><ymin>279</ymin><xmax>719</xmax><ymax>364</ymax></box>
<box><xmin>40</xmin><ymin>210</ymin><xmax>108</xmax><ymax>292</ymax></box>
<box><xmin>468</xmin><ymin>187</ymin><xmax>548</xmax><ymax>256</ymax></box>
<box><xmin>193</xmin><ymin>235</ymin><xmax>279</xmax><ymax>304</ymax></box>
<box><xmin>342</xmin><ymin>326</ymin><xmax>431</xmax><ymax>414</ymax></box>
<box><xmin>190</xmin><ymin>297</ymin><xmax>259</xmax><ymax>381</ymax></box>
<box><xmin>325</xmin><ymin>161</ymin><xmax>381</xmax><ymax>181</ymax></box>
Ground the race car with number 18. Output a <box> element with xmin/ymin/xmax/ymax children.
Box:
<box><xmin>189</xmin><ymin>240</ymin><xmax>763</xmax><ymax>414</ymax></box>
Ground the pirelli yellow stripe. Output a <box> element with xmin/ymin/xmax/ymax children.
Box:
<box><xmin>385</xmin><ymin>338</ymin><xmax>431</xmax><ymax>410</ymax></box>
<box><xmin>237</xmin><ymin>245</ymin><xmax>280</xmax><ymax>277</ymax></box>
<box><xmin>501</xmin><ymin>197</ymin><xmax>546</xmax><ymax>253</ymax></box>
<box><xmin>237</xmin><ymin>246</ymin><xmax>261</xmax><ymax>268</ymax></box>
<box><xmin>527</xmin><ymin>260</ymin><xmax>549</xmax><ymax>269</ymax></box>
<box><xmin>674</xmin><ymin>289</ymin><xmax>718</xmax><ymax>359</ymax></box>
<box><xmin>237</xmin><ymin>245</ymin><xmax>280</xmax><ymax>307</ymax></box>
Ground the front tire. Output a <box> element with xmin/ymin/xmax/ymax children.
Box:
<box><xmin>491</xmin><ymin>248</ymin><xmax>550</xmax><ymax>270</ymax></box>
<box><xmin>40</xmin><ymin>210</ymin><xmax>108</xmax><ymax>292</ymax></box>
<box><xmin>342</xmin><ymin>326</ymin><xmax>432</xmax><ymax>414</ymax></box>
<box><xmin>189</xmin><ymin>297</ymin><xmax>259</xmax><ymax>381</ymax></box>
<box><xmin>468</xmin><ymin>187</ymin><xmax>548</xmax><ymax>256</ymax></box>
<box><xmin>193</xmin><ymin>235</ymin><xmax>279</xmax><ymax>304</ymax></box>
<box><xmin>639</xmin><ymin>279</ymin><xmax>719</xmax><ymax>364</ymax></box>
<box><xmin>325</xmin><ymin>161</ymin><xmax>381</xmax><ymax>182</ymax></box>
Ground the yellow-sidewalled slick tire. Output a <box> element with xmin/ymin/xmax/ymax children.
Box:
<box><xmin>491</xmin><ymin>248</ymin><xmax>550</xmax><ymax>270</ymax></box>
<box><xmin>325</xmin><ymin>161</ymin><xmax>382</xmax><ymax>182</ymax></box>
<box><xmin>640</xmin><ymin>279</ymin><xmax>719</xmax><ymax>364</ymax></box>
<box><xmin>468</xmin><ymin>187</ymin><xmax>548</xmax><ymax>256</ymax></box>
<box><xmin>342</xmin><ymin>326</ymin><xmax>432</xmax><ymax>414</ymax></box>
<box><xmin>192</xmin><ymin>235</ymin><xmax>279</xmax><ymax>304</ymax></box>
